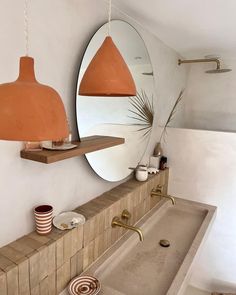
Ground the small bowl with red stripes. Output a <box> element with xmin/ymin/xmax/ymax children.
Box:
<box><xmin>68</xmin><ymin>275</ymin><xmax>101</xmax><ymax>295</ymax></box>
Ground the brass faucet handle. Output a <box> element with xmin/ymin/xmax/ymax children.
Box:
<box><xmin>121</xmin><ymin>209</ymin><xmax>131</xmax><ymax>220</ymax></box>
<box><xmin>154</xmin><ymin>184</ymin><xmax>164</xmax><ymax>193</ymax></box>
<box><xmin>111</xmin><ymin>216</ymin><xmax>120</xmax><ymax>227</ymax></box>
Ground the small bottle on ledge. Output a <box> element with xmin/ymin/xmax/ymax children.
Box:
<box><xmin>159</xmin><ymin>156</ymin><xmax>167</xmax><ymax>170</ymax></box>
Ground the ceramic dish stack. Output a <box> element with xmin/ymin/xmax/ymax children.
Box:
<box><xmin>42</xmin><ymin>142</ymin><xmax>77</xmax><ymax>150</ymax></box>
<box><xmin>53</xmin><ymin>212</ymin><xmax>85</xmax><ymax>230</ymax></box>
<box><xmin>68</xmin><ymin>276</ymin><xmax>101</xmax><ymax>295</ymax></box>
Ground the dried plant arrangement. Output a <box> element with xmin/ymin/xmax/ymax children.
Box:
<box><xmin>159</xmin><ymin>89</ymin><xmax>184</xmax><ymax>143</ymax></box>
<box><xmin>128</xmin><ymin>90</ymin><xmax>154</xmax><ymax>138</ymax></box>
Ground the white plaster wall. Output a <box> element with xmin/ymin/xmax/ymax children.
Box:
<box><xmin>174</xmin><ymin>58</ymin><xmax>236</xmax><ymax>132</ymax></box>
<box><xmin>0</xmin><ymin>0</ymin><xmax>187</xmax><ymax>247</ymax></box>
<box><xmin>163</xmin><ymin>127</ymin><xmax>236</xmax><ymax>292</ymax></box>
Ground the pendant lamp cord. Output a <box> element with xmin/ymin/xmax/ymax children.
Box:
<box><xmin>24</xmin><ymin>0</ymin><xmax>30</xmax><ymax>56</ymax></box>
<box><xmin>108</xmin><ymin>0</ymin><xmax>112</xmax><ymax>36</ymax></box>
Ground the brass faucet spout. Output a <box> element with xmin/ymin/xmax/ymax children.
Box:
<box><xmin>151</xmin><ymin>190</ymin><xmax>176</xmax><ymax>205</ymax></box>
<box><xmin>163</xmin><ymin>194</ymin><xmax>176</xmax><ymax>205</ymax></box>
<box><xmin>111</xmin><ymin>217</ymin><xmax>144</xmax><ymax>242</ymax></box>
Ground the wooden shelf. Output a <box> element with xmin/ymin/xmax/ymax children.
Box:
<box><xmin>20</xmin><ymin>135</ymin><xmax>125</xmax><ymax>164</ymax></box>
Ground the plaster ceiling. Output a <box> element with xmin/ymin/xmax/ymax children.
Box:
<box><xmin>115</xmin><ymin>0</ymin><xmax>236</xmax><ymax>58</ymax></box>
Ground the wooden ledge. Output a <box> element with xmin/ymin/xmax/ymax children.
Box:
<box><xmin>20</xmin><ymin>135</ymin><xmax>125</xmax><ymax>164</ymax></box>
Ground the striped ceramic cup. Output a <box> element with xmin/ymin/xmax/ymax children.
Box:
<box><xmin>34</xmin><ymin>205</ymin><xmax>53</xmax><ymax>235</ymax></box>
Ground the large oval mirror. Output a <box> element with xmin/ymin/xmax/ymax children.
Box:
<box><xmin>76</xmin><ymin>20</ymin><xmax>156</xmax><ymax>182</ymax></box>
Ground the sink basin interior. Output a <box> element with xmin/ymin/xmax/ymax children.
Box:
<box><xmin>89</xmin><ymin>200</ymin><xmax>215</xmax><ymax>295</ymax></box>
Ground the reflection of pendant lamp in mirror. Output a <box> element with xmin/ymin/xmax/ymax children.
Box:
<box><xmin>79</xmin><ymin>0</ymin><xmax>136</xmax><ymax>97</ymax></box>
<box><xmin>0</xmin><ymin>0</ymin><xmax>69</xmax><ymax>141</ymax></box>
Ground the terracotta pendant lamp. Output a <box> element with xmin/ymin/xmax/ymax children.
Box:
<box><xmin>0</xmin><ymin>0</ymin><xmax>69</xmax><ymax>141</ymax></box>
<box><xmin>79</xmin><ymin>0</ymin><xmax>136</xmax><ymax>97</ymax></box>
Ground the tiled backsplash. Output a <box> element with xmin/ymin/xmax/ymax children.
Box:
<box><xmin>0</xmin><ymin>169</ymin><xmax>169</xmax><ymax>295</ymax></box>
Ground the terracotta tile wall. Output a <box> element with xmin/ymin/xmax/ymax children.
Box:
<box><xmin>0</xmin><ymin>169</ymin><xmax>169</xmax><ymax>295</ymax></box>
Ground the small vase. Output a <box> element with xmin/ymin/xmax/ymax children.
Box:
<box><xmin>34</xmin><ymin>205</ymin><xmax>53</xmax><ymax>235</ymax></box>
<box><xmin>135</xmin><ymin>168</ymin><xmax>148</xmax><ymax>182</ymax></box>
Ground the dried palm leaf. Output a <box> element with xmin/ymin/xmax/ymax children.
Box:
<box><xmin>128</xmin><ymin>90</ymin><xmax>154</xmax><ymax>138</ymax></box>
<box><xmin>160</xmin><ymin>89</ymin><xmax>184</xmax><ymax>143</ymax></box>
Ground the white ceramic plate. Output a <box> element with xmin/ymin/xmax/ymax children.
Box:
<box><xmin>68</xmin><ymin>275</ymin><xmax>101</xmax><ymax>295</ymax></box>
<box><xmin>53</xmin><ymin>212</ymin><xmax>85</xmax><ymax>230</ymax></box>
<box><xmin>42</xmin><ymin>142</ymin><xmax>77</xmax><ymax>151</ymax></box>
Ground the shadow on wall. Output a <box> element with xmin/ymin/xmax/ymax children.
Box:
<box><xmin>210</xmin><ymin>278</ymin><xmax>236</xmax><ymax>294</ymax></box>
<box><xmin>162</xmin><ymin>127</ymin><xmax>236</xmax><ymax>291</ymax></box>
<box><xmin>183</xmin><ymin>110</ymin><xmax>236</xmax><ymax>133</ymax></box>
<box><xmin>174</xmin><ymin>58</ymin><xmax>236</xmax><ymax>133</ymax></box>
<box><xmin>184</xmin><ymin>286</ymin><xmax>210</xmax><ymax>295</ymax></box>
<box><xmin>185</xmin><ymin>280</ymin><xmax>236</xmax><ymax>295</ymax></box>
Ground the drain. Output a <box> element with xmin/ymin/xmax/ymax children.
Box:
<box><xmin>159</xmin><ymin>239</ymin><xmax>170</xmax><ymax>248</ymax></box>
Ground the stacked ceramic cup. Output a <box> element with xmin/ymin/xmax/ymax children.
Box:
<box><xmin>135</xmin><ymin>165</ymin><xmax>148</xmax><ymax>182</ymax></box>
<box><xmin>34</xmin><ymin>205</ymin><xmax>53</xmax><ymax>235</ymax></box>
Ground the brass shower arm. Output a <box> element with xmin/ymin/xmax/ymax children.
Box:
<box><xmin>178</xmin><ymin>58</ymin><xmax>221</xmax><ymax>70</ymax></box>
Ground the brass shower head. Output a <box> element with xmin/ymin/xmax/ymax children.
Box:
<box><xmin>205</xmin><ymin>68</ymin><xmax>232</xmax><ymax>73</ymax></box>
<box><xmin>178</xmin><ymin>58</ymin><xmax>232</xmax><ymax>74</ymax></box>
